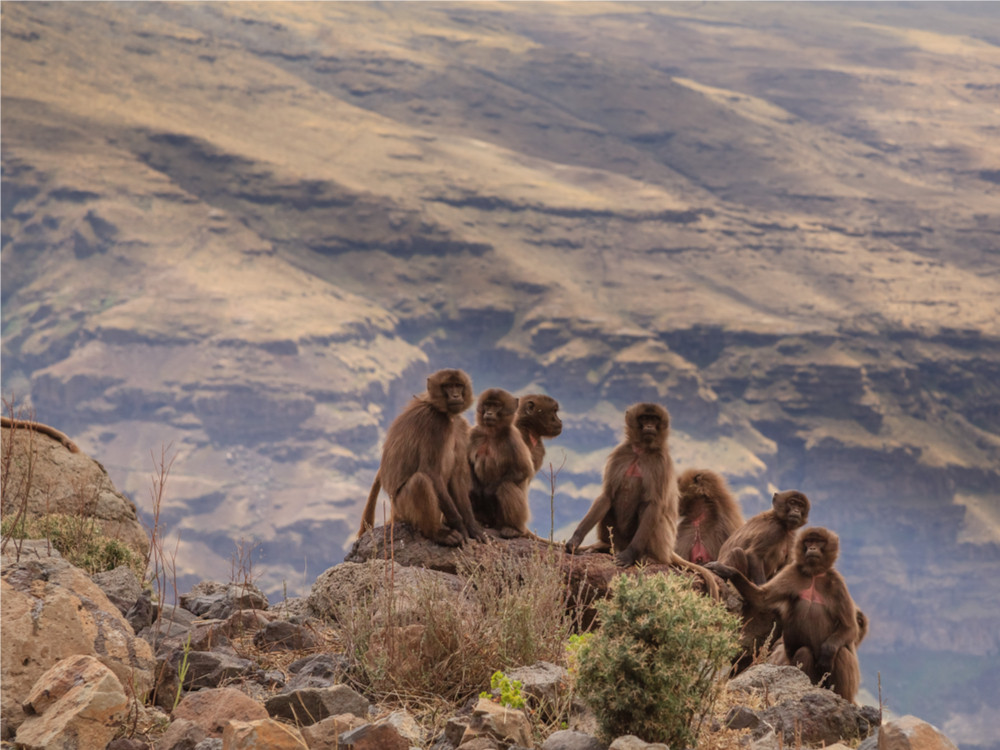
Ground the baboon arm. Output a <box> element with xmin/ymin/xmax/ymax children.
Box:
<box><xmin>623</xmin><ymin>499</ymin><xmax>658</xmax><ymax>557</ymax></box>
<box><xmin>714</xmin><ymin>565</ymin><xmax>769</xmax><ymax>610</ymax></box>
<box><xmin>431</xmin><ymin>472</ymin><xmax>469</xmax><ymax>536</ymax></box>
<box><xmin>821</xmin><ymin>588</ymin><xmax>860</xmax><ymax>662</ymax></box>
<box><xmin>566</xmin><ymin>493</ymin><xmax>611</xmax><ymax>552</ymax></box>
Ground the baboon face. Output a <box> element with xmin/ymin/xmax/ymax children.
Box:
<box><xmin>518</xmin><ymin>396</ymin><xmax>562</xmax><ymax>437</ymax></box>
<box><xmin>429</xmin><ymin>369</ymin><xmax>473</xmax><ymax>415</ymax></box>
<box><xmin>477</xmin><ymin>388</ymin><xmax>518</xmax><ymax>428</ymax></box>
<box><xmin>773</xmin><ymin>490</ymin><xmax>809</xmax><ymax>529</ymax></box>
<box><xmin>797</xmin><ymin>527</ymin><xmax>839</xmax><ymax>571</ymax></box>
<box><xmin>626</xmin><ymin>403</ymin><xmax>669</xmax><ymax>449</ymax></box>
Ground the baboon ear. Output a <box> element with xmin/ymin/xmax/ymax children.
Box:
<box><xmin>523</xmin><ymin>399</ymin><xmax>535</xmax><ymax>415</ymax></box>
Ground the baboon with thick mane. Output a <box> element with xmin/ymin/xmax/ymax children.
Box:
<box><xmin>714</xmin><ymin>527</ymin><xmax>862</xmax><ymax>701</ymax></box>
<box><xmin>358</xmin><ymin>369</ymin><xmax>484</xmax><ymax>546</ymax></box>
<box><xmin>468</xmin><ymin>388</ymin><xmax>536</xmax><ymax>539</ymax></box>
<box><xmin>514</xmin><ymin>394</ymin><xmax>562</xmax><ymax>474</ymax></box>
<box><xmin>676</xmin><ymin>468</ymin><xmax>744</xmax><ymax>564</ymax></box>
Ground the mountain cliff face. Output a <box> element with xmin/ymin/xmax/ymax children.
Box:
<box><xmin>2</xmin><ymin>3</ymin><xmax>998</xmax><ymax>746</ymax></box>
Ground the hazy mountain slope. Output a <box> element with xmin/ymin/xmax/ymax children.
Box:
<box><xmin>2</xmin><ymin>3</ymin><xmax>999</xmax><ymax>746</ymax></box>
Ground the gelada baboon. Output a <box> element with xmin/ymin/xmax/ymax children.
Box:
<box><xmin>1</xmin><ymin>416</ymin><xmax>79</xmax><ymax>453</ymax></box>
<box><xmin>714</xmin><ymin>527</ymin><xmax>861</xmax><ymax>701</ymax></box>
<box><xmin>468</xmin><ymin>388</ymin><xmax>536</xmax><ymax>538</ymax></box>
<box><xmin>514</xmin><ymin>394</ymin><xmax>562</xmax><ymax>473</ymax></box>
<box><xmin>358</xmin><ymin>369</ymin><xmax>484</xmax><ymax>546</ymax></box>
<box><xmin>565</xmin><ymin>404</ymin><xmax>720</xmax><ymax>596</ymax></box>
<box><xmin>710</xmin><ymin>489</ymin><xmax>810</xmax><ymax>584</ymax></box>
<box><xmin>676</xmin><ymin>469</ymin><xmax>745</xmax><ymax>564</ymax></box>
<box><xmin>565</xmin><ymin>403</ymin><xmax>677</xmax><ymax>567</ymax></box>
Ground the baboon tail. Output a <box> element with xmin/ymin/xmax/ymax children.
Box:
<box><xmin>672</xmin><ymin>553</ymin><xmax>721</xmax><ymax>599</ymax></box>
<box><xmin>357</xmin><ymin>470</ymin><xmax>382</xmax><ymax>538</ymax></box>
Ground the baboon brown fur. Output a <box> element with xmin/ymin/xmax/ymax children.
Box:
<box><xmin>514</xmin><ymin>394</ymin><xmax>562</xmax><ymax>474</ymax></box>
<box><xmin>565</xmin><ymin>403</ymin><xmax>677</xmax><ymax>567</ymax></box>
<box><xmin>468</xmin><ymin>388</ymin><xmax>536</xmax><ymax>538</ymax></box>
<box><xmin>770</xmin><ymin>608</ymin><xmax>869</xmax><ymax>665</ymax></box>
<box><xmin>676</xmin><ymin>469</ymin><xmax>745</xmax><ymax>564</ymax></box>
<box><xmin>1</xmin><ymin>416</ymin><xmax>79</xmax><ymax>453</ymax></box>
<box><xmin>358</xmin><ymin>369</ymin><xmax>484</xmax><ymax>546</ymax></box>
<box><xmin>564</xmin><ymin>404</ymin><xmax>719</xmax><ymax>595</ymax></box>
<box><xmin>714</xmin><ymin>527</ymin><xmax>861</xmax><ymax>702</ymax></box>
<box><xmin>711</xmin><ymin>489</ymin><xmax>810</xmax><ymax>585</ymax></box>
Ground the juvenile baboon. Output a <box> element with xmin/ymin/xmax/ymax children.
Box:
<box><xmin>714</xmin><ymin>527</ymin><xmax>861</xmax><ymax>701</ymax></box>
<box><xmin>468</xmin><ymin>388</ymin><xmax>536</xmax><ymax>538</ymax></box>
<box><xmin>358</xmin><ymin>369</ymin><xmax>484</xmax><ymax>546</ymax></box>
<box><xmin>676</xmin><ymin>469</ymin><xmax>744</xmax><ymax>564</ymax></box>
<box><xmin>1</xmin><ymin>416</ymin><xmax>79</xmax><ymax>453</ymax></box>
<box><xmin>710</xmin><ymin>489</ymin><xmax>810</xmax><ymax>584</ymax></box>
<box><xmin>514</xmin><ymin>394</ymin><xmax>562</xmax><ymax>473</ymax></box>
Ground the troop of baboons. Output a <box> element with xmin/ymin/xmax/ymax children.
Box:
<box><xmin>358</xmin><ymin>368</ymin><xmax>864</xmax><ymax>702</ymax></box>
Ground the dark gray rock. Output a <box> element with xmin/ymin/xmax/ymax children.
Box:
<box><xmin>265</xmin><ymin>684</ymin><xmax>370</xmax><ymax>726</ymax></box>
<box><xmin>251</xmin><ymin>620</ymin><xmax>322</xmax><ymax>652</ymax></box>
<box><xmin>91</xmin><ymin>565</ymin><xmax>143</xmax><ymax>616</ymax></box>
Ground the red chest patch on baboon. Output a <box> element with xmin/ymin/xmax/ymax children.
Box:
<box><xmin>625</xmin><ymin>459</ymin><xmax>642</xmax><ymax>479</ymax></box>
<box><xmin>477</xmin><ymin>443</ymin><xmax>491</xmax><ymax>458</ymax></box>
<box><xmin>800</xmin><ymin>575</ymin><xmax>827</xmax><ymax>605</ymax></box>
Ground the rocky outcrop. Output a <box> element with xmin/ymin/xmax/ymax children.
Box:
<box><xmin>0</xmin><ymin>541</ymin><xmax>155</xmax><ymax>734</ymax></box>
<box><xmin>1</xmin><ymin>421</ymin><xmax>148</xmax><ymax>560</ymax></box>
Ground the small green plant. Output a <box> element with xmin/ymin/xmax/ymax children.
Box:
<box><xmin>1</xmin><ymin>512</ymin><xmax>144</xmax><ymax>576</ymax></box>
<box><xmin>480</xmin><ymin>670</ymin><xmax>527</xmax><ymax>710</ymax></box>
<box><xmin>576</xmin><ymin>571</ymin><xmax>740</xmax><ymax>748</ymax></box>
<box><xmin>173</xmin><ymin>633</ymin><xmax>192</xmax><ymax>711</ymax></box>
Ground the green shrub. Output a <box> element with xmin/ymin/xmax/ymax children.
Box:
<box><xmin>575</xmin><ymin>571</ymin><xmax>740</xmax><ymax>747</ymax></box>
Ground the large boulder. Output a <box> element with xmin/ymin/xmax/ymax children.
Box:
<box><xmin>1</xmin><ymin>419</ymin><xmax>148</xmax><ymax>560</ymax></box>
<box><xmin>727</xmin><ymin>665</ymin><xmax>879</xmax><ymax>746</ymax></box>
<box><xmin>14</xmin><ymin>654</ymin><xmax>129</xmax><ymax>750</ymax></box>
<box><xmin>1</xmin><ymin>542</ymin><xmax>156</xmax><ymax>733</ymax></box>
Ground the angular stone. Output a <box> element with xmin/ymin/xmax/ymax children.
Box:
<box><xmin>463</xmin><ymin>698</ymin><xmax>532</xmax><ymax>748</ymax></box>
<box><xmin>153</xmin><ymin>646</ymin><xmax>251</xmax><ymax>710</ymax></box>
<box><xmin>251</xmin><ymin>620</ymin><xmax>322</xmax><ymax>652</ymax></box>
<box><xmin>222</xmin><ymin>718</ymin><xmax>307</xmax><ymax>749</ymax></box>
<box><xmin>91</xmin><ymin>565</ymin><xmax>143</xmax><ymax>616</ymax></box>
<box><xmin>383</xmin><ymin>709</ymin><xmax>424</xmax><ymax>746</ymax></box>
<box><xmin>15</xmin><ymin>654</ymin><xmax>128</xmax><ymax>750</ymax></box>
<box><xmin>300</xmin><ymin>714</ymin><xmax>367</xmax><ymax>750</ymax></box>
<box><xmin>265</xmin><ymin>684</ymin><xmax>370</xmax><ymax>726</ymax></box>
<box><xmin>180</xmin><ymin>580</ymin><xmax>268</xmax><ymax>620</ymax></box>
<box><xmin>1</xmin><ymin>545</ymin><xmax>155</xmax><ymax>733</ymax></box>
<box><xmin>879</xmin><ymin>716</ymin><xmax>959</xmax><ymax>750</ymax></box>
<box><xmin>542</xmin><ymin>729</ymin><xmax>607</xmax><ymax>750</ymax></box>
<box><xmin>153</xmin><ymin>717</ymin><xmax>207</xmax><ymax>749</ymax></box>
<box><xmin>171</xmin><ymin>687</ymin><xmax>268</xmax><ymax>738</ymax></box>
<box><xmin>284</xmin><ymin>653</ymin><xmax>349</xmax><ymax>691</ymax></box>
<box><xmin>503</xmin><ymin>662</ymin><xmax>569</xmax><ymax>713</ymax></box>
<box><xmin>340</xmin><ymin>722</ymin><xmax>409</xmax><ymax>750</ymax></box>
<box><xmin>608</xmin><ymin>737</ymin><xmax>668</xmax><ymax>750</ymax></box>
